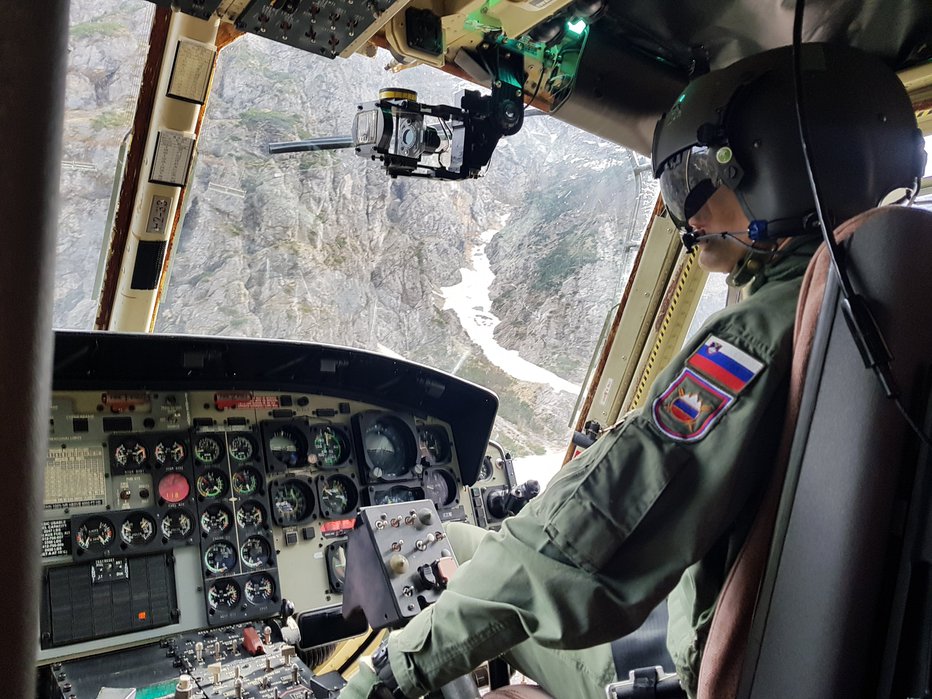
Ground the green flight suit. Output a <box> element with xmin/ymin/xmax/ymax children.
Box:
<box><xmin>343</xmin><ymin>241</ymin><xmax>817</xmax><ymax>699</ymax></box>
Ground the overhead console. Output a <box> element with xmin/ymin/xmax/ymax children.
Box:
<box><xmin>40</xmin><ymin>331</ymin><xmax>499</xmax><ymax>668</ymax></box>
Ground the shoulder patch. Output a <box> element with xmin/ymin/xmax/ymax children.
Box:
<box><xmin>686</xmin><ymin>335</ymin><xmax>764</xmax><ymax>394</ymax></box>
<box><xmin>652</xmin><ymin>369</ymin><xmax>734</xmax><ymax>443</ymax></box>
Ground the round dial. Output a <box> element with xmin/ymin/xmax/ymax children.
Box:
<box><xmin>204</xmin><ymin>540</ymin><xmax>237</xmax><ymax>574</ymax></box>
<box><xmin>193</xmin><ymin>436</ymin><xmax>223</xmax><ymax>465</ymax></box>
<box><xmin>236</xmin><ymin>500</ymin><xmax>266</xmax><ymax>529</ymax></box>
<box><xmin>373</xmin><ymin>485</ymin><xmax>420</xmax><ymax>505</ymax></box>
<box><xmin>161</xmin><ymin>509</ymin><xmax>193</xmax><ymax>540</ymax></box>
<box><xmin>244</xmin><ymin>573</ymin><xmax>276</xmax><ymax>604</ymax></box>
<box><xmin>477</xmin><ymin>455</ymin><xmax>494</xmax><ymax>482</ymax></box>
<box><xmin>269</xmin><ymin>426</ymin><xmax>307</xmax><ymax>468</ymax></box>
<box><xmin>196</xmin><ymin>469</ymin><xmax>228</xmax><ymax>499</ymax></box>
<box><xmin>232</xmin><ymin>467</ymin><xmax>261</xmax><ymax>496</ymax></box>
<box><xmin>423</xmin><ymin>469</ymin><xmax>456</xmax><ymax>508</ymax></box>
<box><xmin>327</xmin><ymin>542</ymin><xmax>347</xmax><ymax>592</ymax></box>
<box><xmin>308</xmin><ymin>426</ymin><xmax>348</xmax><ymax>468</ymax></box>
<box><xmin>114</xmin><ymin>439</ymin><xmax>147</xmax><ymax>468</ymax></box>
<box><xmin>421</xmin><ymin>426</ymin><xmax>450</xmax><ymax>464</ymax></box>
<box><xmin>271</xmin><ymin>479</ymin><xmax>314</xmax><ymax>525</ymax></box>
<box><xmin>154</xmin><ymin>440</ymin><xmax>185</xmax><ymax>466</ymax></box>
<box><xmin>75</xmin><ymin>516</ymin><xmax>115</xmax><ymax>551</ymax></box>
<box><xmin>120</xmin><ymin>512</ymin><xmax>156</xmax><ymax>546</ymax></box>
<box><xmin>158</xmin><ymin>472</ymin><xmax>190</xmax><ymax>504</ymax></box>
<box><xmin>319</xmin><ymin>474</ymin><xmax>358</xmax><ymax>516</ymax></box>
<box><xmin>364</xmin><ymin>418</ymin><xmax>414</xmax><ymax>478</ymax></box>
<box><xmin>228</xmin><ymin>434</ymin><xmax>256</xmax><ymax>463</ymax></box>
<box><xmin>240</xmin><ymin>536</ymin><xmax>272</xmax><ymax>569</ymax></box>
<box><xmin>200</xmin><ymin>503</ymin><xmax>233</xmax><ymax>535</ymax></box>
<box><xmin>207</xmin><ymin>579</ymin><xmax>241</xmax><ymax>610</ymax></box>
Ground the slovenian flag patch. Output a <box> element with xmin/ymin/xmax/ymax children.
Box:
<box><xmin>686</xmin><ymin>335</ymin><xmax>764</xmax><ymax>394</ymax></box>
<box><xmin>652</xmin><ymin>369</ymin><xmax>734</xmax><ymax>442</ymax></box>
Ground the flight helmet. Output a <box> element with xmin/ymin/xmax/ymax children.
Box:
<box><xmin>652</xmin><ymin>43</ymin><xmax>926</xmax><ymax>240</ymax></box>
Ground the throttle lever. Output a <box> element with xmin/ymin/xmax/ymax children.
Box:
<box><xmin>486</xmin><ymin>480</ymin><xmax>540</xmax><ymax>519</ymax></box>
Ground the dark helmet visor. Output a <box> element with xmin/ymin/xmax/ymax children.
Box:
<box><xmin>658</xmin><ymin>145</ymin><xmax>730</xmax><ymax>227</ymax></box>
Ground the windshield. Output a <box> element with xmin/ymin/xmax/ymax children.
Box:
<box><xmin>51</xmin><ymin>4</ymin><xmax>932</xmax><ymax>488</ymax></box>
<box><xmin>152</xmin><ymin>34</ymin><xmax>656</xmax><ymax>478</ymax></box>
<box><xmin>52</xmin><ymin>4</ymin><xmax>667</xmax><ymax>484</ymax></box>
<box><xmin>55</xmin><ymin>0</ymin><xmax>154</xmax><ymax>328</ymax></box>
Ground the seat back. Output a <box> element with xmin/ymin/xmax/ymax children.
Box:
<box><xmin>699</xmin><ymin>206</ymin><xmax>932</xmax><ymax>698</ymax></box>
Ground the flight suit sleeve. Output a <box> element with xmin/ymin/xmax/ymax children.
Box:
<box><xmin>382</xmin><ymin>309</ymin><xmax>794</xmax><ymax>697</ymax></box>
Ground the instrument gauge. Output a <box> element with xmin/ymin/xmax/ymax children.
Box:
<box><xmin>421</xmin><ymin>426</ymin><xmax>451</xmax><ymax>464</ymax></box>
<box><xmin>158</xmin><ymin>472</ymin><xmax>190</xmax><ymax>504</ymax></box>
<box><xmin>196</xmin><ymin>469</ymin><xmax>228</xmax><ymax>499</ymax></box>
<box><xmin>269</xmin><ymin>426</ymin><xmax>307</xmax><ymax>468</ymax></box>
<box><xmin>240</xmin><ymin>536</ymin><xmax>272</xmax><ymax>569</ymax></box>
<box><xmin>75</xmin><ymin>516</ymin><xmax>115</xmax><ymax>552</ymax></box>
<box><xmin>423</xmin><ymin>469</ymin><xmax>457</xmax><ymax>508</ymax></box>
<box><xmin>200</xmin><ymin>503</ymin><xmax>233</xmax><ymax>535</ymax></box>
<box><xmin>308</xmin><ymin>426</ymin><xmax>348</xmax><ymax>468</ymax></box>
<box><xmin>319</xmin><ymin>474</ymin><xmax>358</xmax><ymax>517</ymax></box>
<box><xmin>204</xmin><ymin>540</ymin><xmax>237</xmax><ymax>575</ymax></box>
<box><xmin>373</xmin><ymin>485</ymin><xmax>421</xmax><ymax>506</ymax></box>
<box><xmin>270</xmin><ymin>479</ymin><xmax>314</xmax><ymax>525</ymax></box>
<box><xmin>364</xmin><ymin>417</ymin><xmax>414</xmax><ymax>478</ymax></box>
<box><xmin>207</xmin><ymin>579</ymin><xmax>241</xmax><ymax>610</ymax></box>
<box><xmin>326</xmin><ymin>541</ymin><xmax>347</xmax><ymax>593</ymax></box>
<box><xmin>193</xmin><ymin>436</ymin><xmax>223</xmax><ymax>465</ymax></box>
<box><xmin>114</xmin><ymin>439</ymin><xmax>147</xmax><ymax>468</ymax></box>
<box><xmin>228</xmin><ymin>434</ymin><xmax>256</xmax><ymax>463</ymax></box>
<box><xmin>161</xmin><ymin>509</ymin><xmax>193</xmax><ymax>541</ymax></box>
<box><xmin>477</xmin><ymin>455</ymin><xmax>494</xmax><ymax>482</ymax></box>
<box><xmin>120</xmin><ymin>512</ymin><xmax>156</xmax><ymax>546</ymax></box>
<box><xmin>244</xmin><ymin>573</ymin><xmax>276</xmax><ymax>604</ymax></box>
<box><xmin>232</xmin><ymin>467</ymin><xmax>261</xmax><ymax>496</ymax></box>
<box><xmin>154</xmin><ymin>440</ymin><xmax>185</xmax><ymax>466</ymax></box>
<box><xmin>236</xmin><ymin>500</ymin><xmax>266</xmax><ymax>529</ymax></box>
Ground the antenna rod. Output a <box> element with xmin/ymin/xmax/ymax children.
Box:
<box><xmin>268</xmin><ymin>136</ymin><xmax>353</xmax><ymax>154</ymax></box>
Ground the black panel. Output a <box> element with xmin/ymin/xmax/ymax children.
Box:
<box><xmin>102</xmin><ymin>416</ymin><xmax>133</xmax><ymax>432</ymax></box>
<box><xmin>52</xmin><ymin>332</ymin><xmax>498</xmax><ymax>485</ymax></box>
<box><xmin>405</xmin><ymin>8</ymin><xmax>442</xmax><ymax>56</ymax></box>
<box><xmin>297</xmin><ymin>604</ymin><xmax>367</xmax><ymax>647</ymax></box>
<box><xmin>131</xmin><ymin>240</ymin><xmax>167</xmax><ymax>290</ymax></box>
<box><xmin>234</xmin><ymin>0</ymin><xmax>401</xmax><ymax>60</ymax></box>
<box><xmin>169</xmin><ymin>0</ymin><xmax>224</xmax><ymax>20</ymax></box>
<box><xmin>41</xmin><ymin>553</ymin><xmax>178</xmax><ymax>648</ymax></box>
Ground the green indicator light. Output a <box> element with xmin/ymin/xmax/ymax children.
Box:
<box><xmin>567</xmin><ymin>18</ymin><xmax>587</xmax><ymax>34</ymax></box>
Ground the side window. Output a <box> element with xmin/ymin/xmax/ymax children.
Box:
<box><xmin>684</xmin><ymin>273</ymin><xmax>730</xmax><ymax>343</ymax></box>
<box><xmin>55</xmin><ymin>1</ymin><xmax>155</xmax><ymax>329</ymax></box>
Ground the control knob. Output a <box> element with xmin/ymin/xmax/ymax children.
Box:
<box><xmin>486</xmin><ymin>480</ymin><xmax>540</xmax><ymax>519</ymax></box>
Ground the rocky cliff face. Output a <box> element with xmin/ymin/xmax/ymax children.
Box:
<box><xmin>54</xmin><ymin>0</ymin><xmax>657</xmax><ymax>458</ymax></box>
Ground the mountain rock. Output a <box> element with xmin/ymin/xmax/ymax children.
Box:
<box><xmin>54</xmin><ymin>0</ymin><xmax>656</xmax><ymax>458</ymax></box>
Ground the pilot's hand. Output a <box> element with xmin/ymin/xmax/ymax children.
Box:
<box><xmin>340</xmin><ymin>659</ymin><xmax>384</xmax><ymax>699</ymax></box>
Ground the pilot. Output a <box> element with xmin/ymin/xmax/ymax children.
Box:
<box><xmin>342</xmin><ymin>44</ymin><xmax>925</xmax><ymax>699</ymax></box>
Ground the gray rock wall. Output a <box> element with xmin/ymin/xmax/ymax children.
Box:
<box><xmin>55</xmin><ymin>1</ymin><xmax>658</xmax><ymax>457</ymax></box>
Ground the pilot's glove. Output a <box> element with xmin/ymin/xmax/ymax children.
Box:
<box><xmin>341</xmin><ymin>640</ymin><xmax>407</xmax><ymax>699</ymax></box>
<box><xmin>340</xmin><ymin>661</ymin><xmax>382</xmax><ymax>699</ymax></box>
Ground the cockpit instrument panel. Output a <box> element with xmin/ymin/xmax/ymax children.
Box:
<box><xmin>40</xmin><ymin>331</ymin><xmax>498</xmax><ymax>665</ymax></box>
